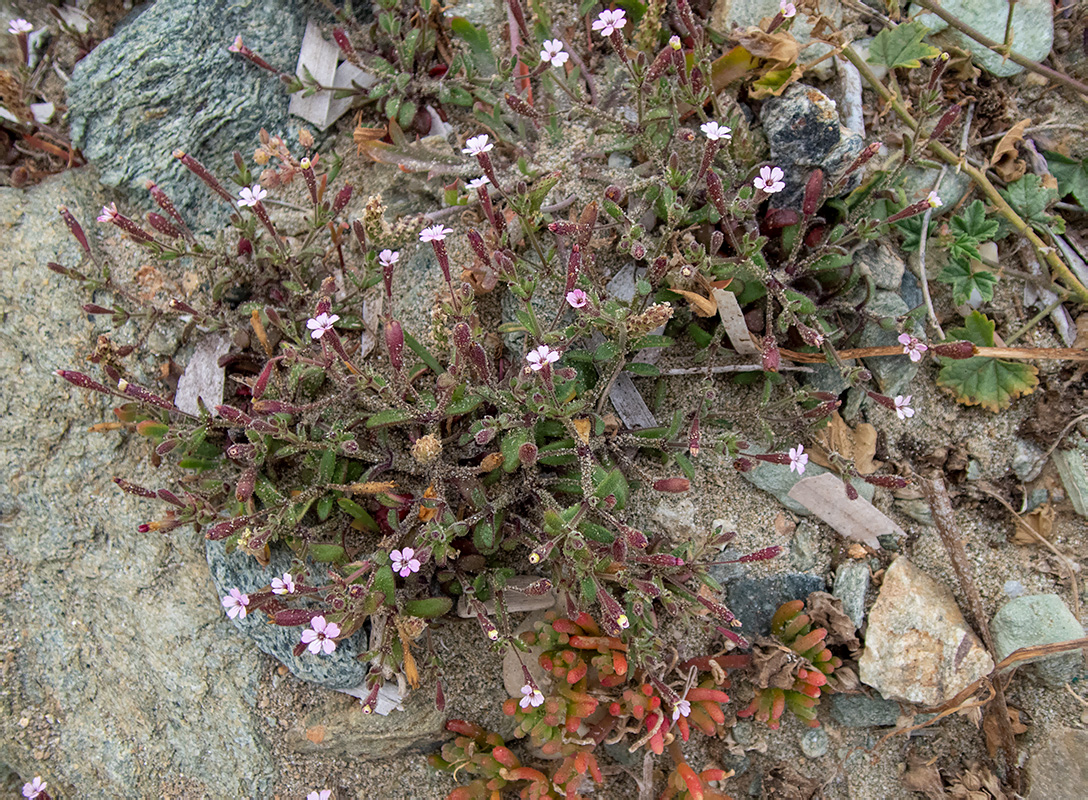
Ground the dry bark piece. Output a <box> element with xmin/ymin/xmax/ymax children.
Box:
<box><xmin>289</xmin><ymin>21</ymin><xmax>376</xmax><ymax>131</ymax></box>
<box><xmin>174</xmin><ymin>334</ymin><xmax>231</xmax><ymax>416</ymax></box>
<box><xmin>713</xmin><ymin>288</ymin><xmax>760</xmax><ymax>355</ymax></box>
<box><xmin>787</xmin><ymin>472</ymin><xmax>904</xmax><ymax>548</ymax></box>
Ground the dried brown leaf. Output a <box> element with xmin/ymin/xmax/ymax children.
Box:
<box><xmin>730</xmin><ymin>27</ymin><xmax>800</xmax><ymax>68</ymax></box>
<box><xmin>990</xmin><ymin>119</ymin><xmax>1031</xmax><ymax>183</ymax></box>
<box><xmin>1011</xmin><ymin>503</ymin><xmax>1055</xmax><ymax>545</ymax></box>
<box><xmin>901</xmin><ymin>756</ymin><xmax>947</xmax><ymax>799</ymax></box>
<box><xmin>671</xmin><ymin>287</ymin><xmax>719</xmax><ymax>317</ymax></box>
<box><xmin>749</xmin><ymin>637</ymin><xmax>800</xmax><ymax>690</ymax></box>
<box><xmin>809</xmin><ymin>412</ymin><xmax>880</xmax><ymax>474</ymax></box>
<box><xmin>805</xmin><ymin>591</ymin><xmax>860</xmax><ymax>650</ymax></box>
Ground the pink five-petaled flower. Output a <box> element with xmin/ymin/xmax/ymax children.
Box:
<box><xmin>926</xmin><ymin>191</ymin><xmax>943</xmax><ymax>208</ymax></box>
<box><xmin>227</xmin><ymin>35</ymin><xmax>244</xmax><ymax>52</ymax></box>
<box><xmin>540</xmin><ymin>39</ymin><xmax>569</xmax><ymax>67</ymax></box>
<box><xmin>672</xmin><ymin>699</ymin><xmax>691</xmax><ymax>721</ymax></box>
<box><xmin>301</xmin><ymin>616</ymin><xmax>341</xmax><ymax>655</ymax></box>
<box><xmin>97</xmin><ymin>203</ymin><xmax>119</xmax><ymax>223</ymax></box>
<box><xmin>9</xmin><ymin>18</ymin><xmax>32</xmax><ymax>35</ymax></box>
<box><xmin>898</xmin><ymin>332</ymin><xmax>928</xmax><ymax>362</ymax></box>
<box><xmin>306</xmin><ymin>791</ymin><xmax>332</xmax><ymax>800</ymax></box>
<box><xmin>526</xmin><ymin>344</ymin><xmax>560</xmax><ymax>371</ymax></box>
<box><xmin>467</xmin><ymin>176</ymin><xmax>490</xmax><ymax>190</ymax></box>
<box><xmin>592</xmin><ymin>8</ymin><xmax>627</xmax><ymax>37</ymax></box>
<box><xmin>789</xmin><ymin>444</ymin><xmax>809</xmax><ymax>475</ymax></box>
<box><xmin>378</xmin><ymin>249</ymin><xmax>400</xmax><ymax>268</ymax></box>
<box><xmin>271</xmin><ymin>572</ymin><xmax>296</xmax><ymax>595</ymax></box>
<box><xmin>221</xmin><ymin>587</ymin><xmax>250</xmax><ymax>620</ymax></box>
<box><xmin>894</xmin><ymin>395</ymin><xmax>915</xmax><ymax>420</ymax></box>
<box><xmin>419</xmin><ymin>224</ymin><xmax>454</xmax><ymax>243</ymax></box>
<box><xmin>306</xmin><ymin>312</ymin><xmax>340</xmax><ymax>340</ymax></box>
<box><xmin>22</xmin><ymin>777</ymin><xmax>46</xmax><ymax>799</ymax></box>
<box><xmin>780</xmin><ymin>1</ymin><xmax>797</xmax><ymax>18</ymax></box>
<box><xmin>519</xmin><ymin>683</ymin><xmax>545</xmax><ymax>709</ymax></box>
<box><xmin>391</xmin><ymin>547</ymin><xmax>421</xmax><ymax>577</ymax></box>
<box><xmin>237</xmin><ymin>183</ymin><xmax>267</xmax><ymax>208</ymax></box>
<box><xmin>700</xmin><ymin>121</ymin><xmax>732</xmax><ymax>141</ymax></box>
<box><xmin>566</xmin><ymin>289</ymin><xmax>588</xmax><ymax>308</ymax></box>
<box><xmin>461</xmin><ymin>134</ymin><xmax>493</xmax><ymax>156</ymax></box>
<box><xmin>754</xmin><ymin>165</ymin><xmax>786</xmax><ymax>193</ymax></box>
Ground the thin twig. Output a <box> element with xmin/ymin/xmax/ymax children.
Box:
<box><xmin>918</xmin><ymin>165</ymin><xmax>948</xmax><ymax>339</ymax></box>
<box><xmin>662</xmin><ymin>364</ymin><xmax>813</xmax><ymax>375</ymax></box>
<box><xmin>975</xmin><ymin>121</ymin><xmax>1088</xmax><ymax>144</ymax></box>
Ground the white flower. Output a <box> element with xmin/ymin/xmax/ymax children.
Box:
<box><xmin>378</xmin><ymin>249</ymin><xmax>400</xmax><ymax>268</ymax></box>
<box><xmin>898</xmin><ymin>333</ymin><xmax>928</xmax><ymax>362</ymax></box>
<box><xmin>592</xmin><ymin>8</ymin><xmax>627</xmax><ymax>37</ymax></box>
<box><xmin>780</xmin><ymin>1</ymin><xmax>797</xmax><ymax>18</ymax></box>
<box><xmin>894</xmin><ymin>395</ymin><xmax>915</xmax><ymax>420</ymax></box>
<box><xmin>566</xmin><ymin>289</ymin><xmax>588</xmax><ymax>309</ymax></box>
<box><xmin>8</xmin><ymin>19</ymin><xmax>32</xmax><ymax>35</ymax></box>
<box><xmin>461</xmin><ymin>134</ymin><xmax>493</xmax><ymax>156</ymax></box>
<box><xmin>221</xmin><ymin>587</ymin><xmax>250</xmax><ymax>620</ymax></box>
<box><xmin>526</xmin><ymin>344</ymin><xmax>560</xmax><ymax>371</ymax></box>
<box><xmin>97</xmin><ymin>203</ymin><xmax>119</xmax><ymax>223</ymax></box>
<box><xmin>307</xmin><ymin>791</ymin><xmax>332</xmax><ymax>800</ymax></box>
<box><xmin>926</xmin><ymin>191</ymin><xmax>943</xmax><ymax>209</ymax></box>
<box><xmin>22</xmin><ymin>777</ymin><xmax>46</xmax><ymax>799</ymax></box>
<box><xmin>306</xmin><ymin>312</ymin><xmax>340</xmax><ymax>340</ymax></box>
<box><xmin>540</xmin><ymin>39</ymin><xmax>569</xmax><ymax>67</ymax></box>
<box><xmin>271</xmin><ymin>572</ymin><xmax>296</xmax><ymax>595</ymax></box>
<box><xmin>391</xmin><ymin>547</ymin><xmax>421</xmax><ymax>577</ymax></box>
<box><xmin>228</xmin><ymin>35</ymin><xmax>244</xmax><ymax>53</ymax></box>
<box><xmin>789</xmin><ymin>444</ymin><xmax>808</xmax><ymax>475</ymax></box>
<box><xmin>700</xmin><ymin>121</ymin><xmax>732</xmax><ymax>142</ymax></box>
<box><xmin>237</xmin><ymin>183</ymin><xmax>267</xmax><ymax>208</ymax></box>
<box><xmin>671</xmin><ymin>699</ymin><xmax>691</xmax><ymax>721</ymax></box>
<box><xmin>519</xmin><ymin>683</ymin><xmax>545</xmax><ymax>709</ymax></box>
<box><xmin>467</xmin><ymin>176</ymin><xmax>491</xmax><ymax>190</ymax></box>
<box><xmin>301</xmin><ymin>615</ymin><xmax>341</xmax><ymax>655</ymax></box>
<box><xmin>420</xmin><ymin>224</ymin><xmax>454</xmax><ymax>243</ymax></box>
<box><xmin>754</xmin><ymin>165</ymin><xmax>786</xmax><ymax>193</ymax></box>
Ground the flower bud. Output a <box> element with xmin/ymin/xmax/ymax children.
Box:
<box><xmin>332</xmin><ymin>183</ymin><xmax>353</xmax><ymax>215</ymax></box>
<box><xmin>332</xmin><ymin>28</ymin><xmax>357</xmax><ymax>61</ymax></box>
<box><xmin>113</xmin><ymin>477</ymin><xmax>157</xmax><ymax>498</ymax></box>
<box><xmin>761</xmin><ymin>337</ymin><xmax>780</xmax><ymax>372</ymax></box>
<box><xmin>505</xmin><ymin>93</ymin><xmax>538</xmax><ymax>119</ymax></box>
<box><xmin>930</xmin><ymin>104</ymin><xmax>961</xmax><ymax>140</ymax></box>
<box><xmin>58</xmin><ymin>206</ymin><xmax>92</xmax><ymax>257</ymax></box>
<box><xmin>653</xmin><ymin>477</ymin><xmax>690</xmax><ymax>493</ymax></box>
<box><xmin>802</xmin><ymin>169</ymin><xmax>824</xmax><ymax>216</ymax></box>
<box><xmin>706</xmin><ymin>169</ymin><xmax>728</xmax><ymax>217</ymax></box>
<box><xmin>860</xmin><ymin>474</ymin><xmax>910</xmax><ymax>489</ymax></box>
<box><xmin>117</xmin><ymin>379</ymin><xmax>175</xmax><ymax>410</ymax></box>
<box><xmin>932</xmin><ymin>340</ymin><xmax>976</xmax><ymax>359</ymax></box>
<box><xmin>385</xmin><ymin>319</ymin><xmax>404</xmax><ymax>371</ymax></box>
<box><xmin>147</xmin><ymin>212</ymin><xmax>182</xmax><ymax>239</ymax></box>
<box><xmin>466</xmin><ymin>228</ymin><xmax>490</xmax><ymax>266</ymax></box>
<box><xmin>236</xmin><ymin>466</ymin><xmax>257</xmax><ymax>501</ymax></box>
<box><xmin>845</xmin><ymin>482</ymin><xmax>859</xmax><ymax>500</ymax></box>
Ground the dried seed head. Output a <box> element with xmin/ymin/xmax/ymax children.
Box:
<box><xmin>411</xmin><ymin>433</ymin><xmax>443</xmax><ymax>464</ymax></box>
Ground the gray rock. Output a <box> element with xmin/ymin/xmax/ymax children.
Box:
<box><xmin>861</xmin><ymin>290</ymin><xmax>917</xmax><ymax>397</ymax></box>
<box><xmin>738</xmin><ymin>443</ymin><xmax>875</xmax><ymax>516</ymax></box>
<box><xmin>912</xmin><ymin>0</ymin><xmax>1053</xmax><ymax>78</ymax></box>
<box><xmin>901</xmin><ymin>166</ymin><xmax>973</xmax><ymax>211</ymax></box>
<box><xmin>67</xmin><ymin>0</ymin><xmax>336</xmax><ymax>229</ymax></box>
<box><xmin>832</xmin><ymin>561</ymin><xmax>870</xmax><ymax>631</ymax></box>
<box><xmin>991</xmin><ymin>594</ymin><xmax>1085</xmax><ymax>688</ymax></box>
<box><xmin>718</xmin><ymin>573</ymin><xmax>826</xmax><ymax>637</ymax></box>
<box><xmin>859</xmin><ymin>557</ymin><xmax>994</xmax><ymax>705</ymax></box>
<box><xmin>206</xmin><ymin>540</ymin><xmax>370</xmax><ymax>690</ymax></box>
<box><xmin>652</xmin><ymin>498</ymin><xmax>697</xmax><ymax>541</ymax></box>
<box><xmin>893</xmin><ymin>497</ymin><xmax>935</xmax><ymax>526</ymax></box>
<box><xmin>789</xmin><ymin>521</ymin><xmax>822</xmax><ymax>571</ymax></box>
<box><xmin>760</xmin><ymin>84</ymin><xmax>865</xmax><ymax>205</ymax></box>
<box><xmin>731</xmin><ymin>719</ymin><xmax>756</xmax><ymax>745</ymax></box>
<box><xmin>1012</xmin><ymin>438</ymin><xmax>1047</xmax><ymax>482</ymax></box>
<box><xmin>0</xmin><ymin>169</ymin><xmax>275</xmax><ymax>797</ymax></box>
<box><xmin>1025</xmin><ymin>728</ymin><xmax>1088</xmax><ymax>800</ymax></box>
<box><xmin>857</xmin><ymin>242</ymin><xmax>906</xmax><ymax>292</ymax></box>
<box><xmin>828</xmin><ymin>693</ymin><xmax>901</xmax><ymax>727</ymax></box>
<box><xmin>800</xmin><ymin>727</ymin><xmax>829</xmax><ymax>758</ymax></box>
<box><xmin>900</xmin><ymin>270</ymin><xmax>925</xmax><ymax>311</ymax></box>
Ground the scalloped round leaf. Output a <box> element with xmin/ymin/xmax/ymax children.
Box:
<box><xmin>937</xmin><ymin>355</ymin><xmax>1038</xmax><ymax>412</ymax></box>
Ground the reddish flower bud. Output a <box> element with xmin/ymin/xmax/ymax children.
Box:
<box><xmin>840</xmin><ymin>142</ymin><xmax>882</xmax><ymax>181</ymax></box>
<box><xmin>206</xmin><ymin>515</ymin><xmax>253</xmax><ymax>540</ymax></box>
<box><xmin>468</xmin><ymin>343</ymin><xmax>490</xmax><ymax>382</ymax></box>
<box><xmin>630</xmin><ymin>552</ymin><xmax>685</xmax><ymax>567</ymax></box>
<box><xmin>82</xmin><ymin>304</ymin><xmax>117</xmax><ymax>316</ymax></box>
<box><xmin>117</xmin><ymin>379</ymin><xmax>175</xmax><ymax>410</ymax></box>
<box><xmin>653</xmin><ymin>477</ymin><xmax>690</xmax><ymax>493</ymax></box>
<box><xmin>517</xmin><ymin>441</ymin><xmax>538</xmax><ymax>467</ymax></box>
<box><xmin>332</xmin><ymin>183</ymin><xmax>353</xmax><ymax>215</ymax></box>
<box><xmin>734</xmin><ymin>457</ymin><xmax>754</xmax><ymax>472</ymax></box>
<box><xmin>736</xmin><ymin>545</ymin><xmax>782</xmax><ymax>562</ymax></box>
<box><xmin>932</xmin><ymin>340</ymin><xmax>976</xmax><ymax>359</ymax></box>
<box><xmin>803</xmin><ymin>169</ymin><xmax>824</xmax><ymax>216</ymax></box>
<box><xmin>272</xmin><ymin>608</ymin><xmax>323</xmax><ymax>627</ymax></box>
<box><xmin>845</xmin><ymin>482</ymin><xmax>859</xmax><ymax>500</ymax></box>
<box><xmin>147</xmin><ymin>212</ymin><xmax>182</xmax><ymax>239</ymax></box>
<box><xmin>930</xmin><ymin>104</ymin><xmax>961</xmax><ymax>140</ymax></box>
<box><xmin>352</xmin><ymin>219</ymin><xmax>367</xmax><ymax>249</ymax></box>
<box><xmin>706</xmin><ymin>169</ymin><xmax>728</xmax><ymax>217</ymax></box>
<box><xmin>645</xmin><ymin>46</ymin><xmax>674</xmax><ymax>84</ymax></box>
<box><xmin>237</xmin><ymin>236</ymin><xmax>253</xmax><ymax>257</ymax></box>
<box><xmin>174</xmin><ymin>150</ymin><xmax>235</xmax><ymax>203</ymax></box>
<box><xmin>58</xmin><ymin>206</ymin><xmax>92</xmax><ymax>257</ymax></box>
<box><xmin>113</xmin><ymin>477</ymin><xmax>157</xmax><ymax>498</ymax></box>
<box><xmin>761</xmin><ymin>337</ymin><xmax>780</xmax><ymax>372</ymax></box>
<box><xmin>236</xmin><ymin>467</ymin><xmax>257</xmax><ymax>501</ymax></box>
<box><xmin>860</xmin><ymin>474</ymin><xmax>910</xmax><ymax>489</ymax></box>
<box><xmin>216</xmin><ymin>405</ymin><xmax>253</xmax><ymax>425</ymax></box>
<box><xmin>696</xmin><ymin>595</ymin><xmax>737</xmax><ymax>625</ymax></box>
<box><xmin>385</xmin><ymin>319</ymin><xmax>404</xmax><ymax>371</ymax></box>
<box><xmin>466</xmin><ymin>228</ymin><xmax>490</xmax><ymax>265</ymax></box>
<box><xmin>332</xmin><ymin>28</ymin><xmax>357</xmax><ymax>61</ymax></box>
<box><xmin>505</xmin><ymin>93</ymin><xmax>538</xmax><ymax>119</ymax></box>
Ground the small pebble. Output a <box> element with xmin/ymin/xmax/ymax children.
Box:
<box><xmin>801</xmin><ymin>728</ymin><xmax>829</xmax><ymax>758</ymax></box>
<box><xmin>732</xmin><ymin>720</ymin><xmax>755</xmax><ymax>746</ymax></box>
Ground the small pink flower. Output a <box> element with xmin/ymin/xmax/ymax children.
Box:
<box><xmin>592</xmin><ymin>8</ymin><xmax>627</xmax><ymax>37</ymax></box>
<box><xmin>526</xmin><ymin>344</ymin><xmax>560</xmax><ymax>371</ymax></box>
<box><xmin>467</xmin><ymin>176</ymin><xmax>490</xmax><ymax>190</ymax></box>
<box><xmin>926</xmin><ymin>191</ymin><xmax>943</xmax><ymax>208</ymax></box>
<box><xmin>8</xmin><ymin>19</ymin><xmax>32</xmax><ymax>35</ymax></box>
<box><xmin>789</xmin><ymin>444</ymin><xmax>808</xmax><ymax>475</ymax></box>
<box><xmin>221</xmin><ymin>587</ymin><xmax>250</xmax><ymax>620</ymax></box>
<box><xmin>391</xmin><ymin>547</ymin><xmax>421</xmax><ymax>577</ymax></box>
<box><xmin>754</xmin><ymin>165</ymin><xmax>786</xmax><ymax>193</ymax></box>
<box><xmin>237</xmin><ymin>183</ymin><xmax>267</xmax><ymax>208</ymax></box>
<box><xmin>301</xmin><ymin>615</ymin><xmax>341</xmax><ymax>655</ymax></box>
<box><xmin>700</xmin><ymin>121</ymin><xmax>732</xmax><ymax>141</ymax></box>
<box><xmin>378</xmin><ymin>249</ymin><xmax>400</xmax><ymax>267</ymax></box>
<box><xmin>97</xmin><ymin>203</ymin><xmax>119</xmax><ymax>223</ymax></box>
<box><xmin>271</xmin><ymin>572</ymin><xmax>296</xmax><ymax>595</ymax></box>
<box><xmin>898</xmin><ymin>332</ymin><xmax>928</xmax><ymax>362</ymax></box>
<box><xmin>519</xmin><ymin>683</ymin><xmax>545</xmax><ymax>709</ymax></box>
<box><xmin>306</xmin><ymin>312</ymin><xmax>340</xmax><ymax>340</ymax></box>
<box><xmin>894</xmin><ymin>395</ymin><xmax>915</xmax><ymax>420</ymax></box>
<box><xmin>22</xmin><ymin>777</ymin><xmax>46</xmax><ymax>799</ymax></box>
<box><xmin>228</xmin><ymin>35</ymin><xmax>244</xmax><ymax>53</ymax></box>
<box><xmin>461</xmin><ymin>134</ymin><xmax>493</xmax><ymax>156</ymax></box>
<box><xmin>306</xmin><ymin>791</ymin><xmax>332</xmax><ymax>800</ymax></box>
<box><xmin>540</xmin><ymin>39</ymin><xmax>569</xmax><ymax>67</ymax></box>
<box><xmin>419</xmin><ymin>224</ymin><xmax>454</xmax><ymax>243</ymax></box>
<box><xmin>671</xmin><ymin>699</ymin><xmax>691</xmax><ymax>721</ymax></box>
<box><xmin>566</xmin><ymin>289</ymin><xmax>588</xmax><ymax>309</ymax></box>
<box><xmin>780</xmin><ymin>1</ymin><xmax>797</xmax><ymax>18</ymax></box>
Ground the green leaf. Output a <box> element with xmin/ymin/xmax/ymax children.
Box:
<box><xmin>949</xmin><ymin>200</ymin><xmax>999</xmax><ymax>243</ymax></box>
<box><xmin>1044</xmin><ymin>151</ymin><xmax>1088</xmax><ymax>209</ymax></box>
<box><xmin>867</xmin><ymin>20</ymin><xmax>940</xmax><ymax>70</ymax></box>
<box><xmin>936</xmin><ymin>312</ymin><xmax>1038</xmax><ymax>412</ymax></box>
<box><xmin>366</xmin><ymin>408</ymin><xmax>413</xmax><ymax>428</ymax></box>
<box><xmin>403</xmin><ymin>331</ymin><xmax>443</xmax><ymax>375</ymax></box>
<box><xmin>594</xmin><ymin>341</ymin><xmax>619</xmax><ymax>361</ymax></box>
<box><xmin>403</xmin><ymin>597</ymin><xmax>454</xmax><ymax>619</ymax></box>
<box><xmin>449</xmin><ymin>17</ymin><xmax>495</xmax><ymax>75</ymax></box>
<box><xmin>895</xmin><ymin>213</ymin><xmax>937</xmax><ymax>252</ymax></box>
<box><xmin>937</xmin><ymin>258</ymin><xmax>998</xmax><ymax>306</ymax></box>
<box><xmin>624</xmin><ymin>362</ymin><xmax>661</xmax><ymax>377</ymax></box>
<box><xmin>999</xmin><ymin>174</ymin><xmax>1065</xmax><ymax>234</ymax></box>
